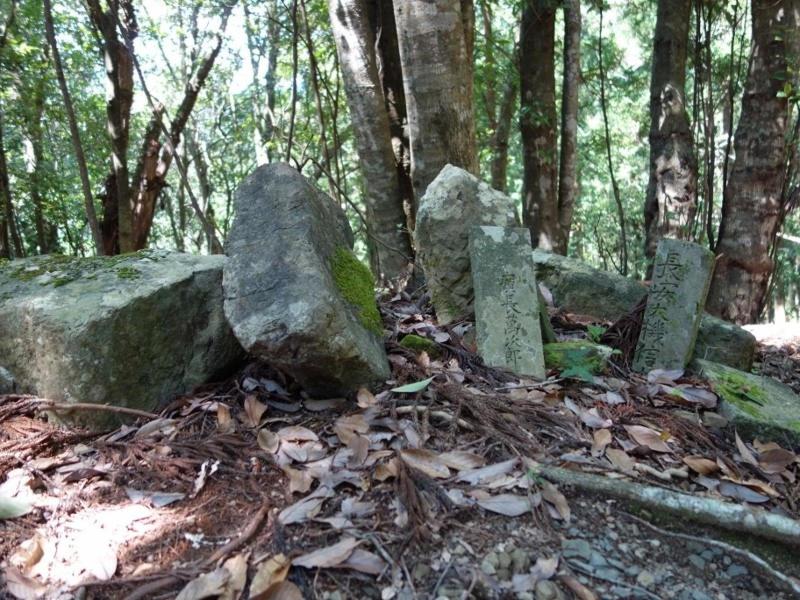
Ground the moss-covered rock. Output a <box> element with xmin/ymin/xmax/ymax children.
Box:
<box><xmin>331</xmin><ymin>247</ymin><xmax>382</xmax><ymax>335</ymax></box>
<box><xmin>693</xmin><ymin>359</ymin><xmax>800</xmax><ymax>446</ymax></box>
<box><xmin>399</xmin><ymin>334</ymin><xmax>440</xmax><ymax>357</ymax></box>
<box><xmin>544</xmin><ymin>341</ymin><xmax>614</xmax><ymax>376</ymax></box>
<box><xmin>0</xmin><ymin>250</ymin><xmax>244</xmax><ymax>430</ymax></box>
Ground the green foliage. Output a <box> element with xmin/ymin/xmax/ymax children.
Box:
<box><xmin>330</xmin><ymin>247</ymin><xmax>382</xmax><ymax>335</ymax></box>
<box><xmin>399</xmin><ymin>334</ymin><xmax>440</xmax><ymax>357</ymax></box>
<box><xmin>544</xmin><ymin>340</ymin><xmax>614</xmax><ymax>381</ymax></box>
<box><xmin>586</xmin><ymin>324</ymin><xmax>606</xmax><ymax>342</ymax></box>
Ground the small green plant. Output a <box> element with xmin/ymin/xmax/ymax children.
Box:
<box><xmin>587</xmin><ymin>324</ymin><xmax>606</xmax><ymax>343</ymax></box>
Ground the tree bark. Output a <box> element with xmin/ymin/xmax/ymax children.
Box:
<box><xmin>520</xmin><ymin>0</ymin><xmax>558</xmax><ymax>250</ymax></box>
<box><xmin>370</xmin><ymin>0</ymin><xmax>415</xmax><ymax>226</ymax></box>
<box><xmin>490</xmin><ymin>77</ymin><xmax>517</xmax><ymax>193</ymax></box>
<box><xmin>43</xmin><ymin>0</ymin><xmax>103</xmax><ymax>255</ymax></box>
<box><xmin>86</xmin><ymin>0</ymin><xmax>136</xmax><ymax>254</ymax></box>
<box><xmin>707</xmin><ymin>0</ymin><xmax>797</xmax><ymax>324</ymax></box>
<box><xmin>393</xmin><ymin>0</ymin><xmax>478</xmax><ymax>199</ymax></box>
<box><xmin>0</xmin><ymin>110</ymin><xmax>22</xmax><ymax>258</ymax></box>
<box><xmin>329</xmin><ymin>0</ymin><xmax>414</xmax><ymax>281</ymax></box>
<box><xmin>28</xmin><ymin>73</ymin><xmax>52</xmax><ymax>254</ymax></box>
<box><xmin>556</xmin><ymin>0</ymin><xmax>581</xmax><ymax>255</ymax></box>
<box><xmin>644</xmin><ymin>0</ymin><xmax>697</xmax><ymax>262</ymax></box>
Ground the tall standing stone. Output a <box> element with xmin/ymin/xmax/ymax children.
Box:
<box><xmin>223</xmin><ymin>163</ymin><xmax>390</xmax><ymax>396</ymax></box>
<box><xmin>469</xmin><ymin>226</ymin><xmax>546</xmax><ymax>378</ymax></box>
<box><xmin>415</xmin><ymin>165</ymin><xmax>519</xmax><ymax>324</ymax></box>
<box><xmin>633</xmin><ymin>239</ymin><xmax>714</xmax><ymax>373</ymax></box>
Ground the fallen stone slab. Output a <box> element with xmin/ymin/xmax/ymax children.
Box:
<box><xmin>693</xmin><ymin>359</ymin><xmax>800</xmax><ymax>446</ymax></box>
<box><xmin>633</xmin><ymin>240</ymin><xmax>714</xmax><ymax>373</ymax></box>
<box><xmin>223</xmin><ymin>163</ymin><xmax>390</xmax><ymax>396</ymax></box>
<box><xmin>415</xmin><ymin>165</ymin><xmax>519</xmax><ymax>324</ymax></box>
<box><xmin>469</xmin><ymin>226</ymin><xmax>545</xmax><ymax>378</ymax></box>
<box><xmin>0</xmin><ymin>251</ymin><xmax>243</xmax><ymax>429</ymax></box>
<box><xmin>531</xmin><ymin>250</ymin><xmax>756</xmax><ymax>370</ymax></box>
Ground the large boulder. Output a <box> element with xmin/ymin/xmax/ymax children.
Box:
<box><xmin>531</xmin><ymin>250</ymin><xmax>756</xmax><ymax>370</ymax></box>
<box><xmin>415</xmin><ymin>165</ymin><xmax>519</xmax><ymax>324</ymax></box>
<box><xmin>223</xmin><ymin>163</ymin><xmax>390</xmax><ymax>395</ymax></box>
<box><xmin>0</xmin><ymin>251</ymin><xmax>243</xmax><ymax>429</ymax></box>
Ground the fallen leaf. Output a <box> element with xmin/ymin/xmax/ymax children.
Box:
<box><xmin>541</xmin><ymin>482</ymin><xmax>570</xmax><ymax>521</ymax></box>
<box><xmin>356</xmin><ymin>388</ymin><xmax>377</xmax><ymax>408</ymax></box>
<box><xmin>718</xmin><ymin>480</ymin><xmax>769</xmax><ymax>504</ymax></box>
<box><xmin>647</xmin><ymin>369</ymin><xmax>683</xmax><ymax>384</ymax></box>
<box><xmin>390</xmin><ymin>377</ymin><xmax>434</xmax><ymax>393</ymax></box>
<box><xmin>176</xmin><ymin>567</ymin><xmax>230</xmax><ymax>600</ymax></box>
<box><xmin>438</xmin><ymin>451</ymin><xmax>486</xmax><ymax>471</ymax></box>
<box><xmin>682</xmin><ymin>456</ymin><xmax>719</xmax><ymax>476</ymax></box>
<box><xmin>758</xmin><ymin>448</ymin><xmax>796</xmax><ymax>474</ymax></box>
<box><xmin>0</xmin><ymin>494</ymin><xmax>33</xmax><ymax>520</ymax></box>
<box><xmin>476</xmin><ymin>494</ymin><xmax>532</xmax><ymax>516</ymax></box>
<box><xmin>293</xmin><ymin>537</ymin><xmax>360</xmax><ymax>569</ymax></box>
<box><xmin>254</xmin><ymin>581</ymin><xmax>304</xmax><ymax>600</ymax></box>
<box><xmin>217</xmin><ymin>405</ymin><xmax>234</xmax><ymax>434</ymax></box>
<box><xmin>591</xmin><ymin>429</ymin><xmax>612</xmax><ymax>457</ymax></box>
<box><xmin>304</xmin><ymin>398</ymin><xmax>346</xmax><ymax>412</ymax></box>
<box><xmin>735</xmin><ymin>431</ymin><xmax>759</xmax><ymax>467</ymax></box>
<box><xmin>374</xmin><ymin>458</ymin><xmax>399</xmax><ymax>481</ymax></box>
<box><xmin>457</xmin><ymin>458</ymin><xmax>518</xmax><ymax>485</ymax></box>
<box><xmin>605</xmin><ymin>448</ymin><xmax>636</xmax><ymax>472</ymax></box>
<box><xmin>277</xmin><ymin>426</ymin><xmax>319</xmax><ymax>442</ymax></box>
<box><xmin>283</xmin><ymin>467</ymin><xmax>313</xmax><ymax>495</ymax></box>
<box><xmin>333</xmin><ymin>413</ymin><xmax>370</xmax><ymax>445</ymax></box>
<box><xmin>339</xmin><ymin>548</ymin><xmax>386</xmax><ymax>574</ymax></box>
<box><xmin>243</xmin><ymin>395</ymin><xmax>268</xmax><ymax>428</ymax></box>
<box><xmin>125</xmin><ymin>487</ymin><xmax>185</xmax><ymax>508</ymax></box>
<box><xmin>624</xmin><ymin>425</ymin><xmax>672</xmax><ymax>453</ymax></box>
<box><xmin>249</xmin><ymin>554</ymin><xmax>291</xmax><ymax>599</ymax></box>
<box><xmin>603</xmin><ymin>391</ymin><xmax>625</xmax><ymax>405</ymax></box>
<box><xmin>220</xmin><ymin>553</ymin><xmax>249</xmax><ymax>600</ymax></box>
<box><xmin>3</xmin><ymin>566</ymin><xmax>46</xmax><ymax>600</ymax></box>
<box><xmin>257</xmin><ymin>429</ymin><xmax>280</xmax><ymax>454</ymax></box>
<box><xmin>192</xmin><ymin>460</ymin><xmax>219</xmax><ymax>498</ymax></box>
<box><xmin>399</xmin><ymin>449</ymin><xmax>450</xmax><ymax>479</ymax></box>
<box><xmin>278</xmin><ymin>489</ymin><xmax>332</xmax><ymax>525</ymax></box>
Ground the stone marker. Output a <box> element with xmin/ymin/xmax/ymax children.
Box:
<box><xmin>0</xmin><ymin>251</ymin><xmax>244</xmax><ymax>429</ymax></box>
<box><xmin>469</xmin><ymin>226</ymin><xmax>545</xmax><ymax>378</ymax></box>
<box><xmin>530</xmin><ymin>249</ymin><xmax>756</xmax><ymax>370</ymax></box>
<box><xmin>633</xmin><ymin>239</ymin><xmax>714</xmax><ymax>373</ymax></box>
<box><xmin>223</xmin><ymin>163</ymin><xmax>390</xmax><ymax>396</ymax></box>
<box><xmin>415</xmin><ymin>165</ymin><xmax>519</xmax><ymax>324</ymax></box>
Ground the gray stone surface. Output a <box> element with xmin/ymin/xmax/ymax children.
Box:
<box><xmin>0</xmin><ymin>366</ymin><xmax>15</xmax><ymax>394</ymax></box>
<box><xmin>0</xmin><ymin>251</ymin><xmax>243</xmax><ymax>429</ymax></box>
<box><xmin>469</xmin><ymin>226</ymin><xmax>545</xmax><ymax>378</ymax></box>
<box><xmin>531</xmin><ymin>249</ymin><xmax>755</xmax><ymax>370</ymax></box>
<box><xmin>633</xmin><ymin>240</ymin><xmax>714</xmax><ymax>373</ymax></box>
<box><xmin>415</xmin><ymin>165</ymin><xmax>519</xmax><ymax>324</ymax></box>
<box><xmin>223</xmin><ymin>163</ymin><xmax>390</xmax><ymax>396</ymax></box>
<box><xmin>693</xmin><ymin>359</ymin><xmax>800</xmax><ymax>446</ymax></box>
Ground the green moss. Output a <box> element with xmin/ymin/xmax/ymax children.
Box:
<box><xmin>116</xmin><ymin>266</ymin><xmax>141</xmax><ymax>280</ymax></box>
<box><xmin>544</xmin><ymin>341</ymin><xmax>613</xmax><ymax>373</ymax></box>
<box><xmin>3</xmin><ymin>251</ymin><xmax>155</xmax><ymax>288</ymax></box>
<box><xmin>399</xmin><ymin>334</ymin><xmax>440</xmax><ymax>357</ymax></box>
<box><xmin>330</xmin><ymin>247</ymin><xmax>382</xmax><ymax>335</ymax></box>
<box><xmin>705</xmin><ymin>368</ymin><xmax>768</xmax><ymax>410</ymax></box>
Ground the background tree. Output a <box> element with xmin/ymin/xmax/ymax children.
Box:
<box><xmin>707</xmin><ymin>0</ymin><xmax>798</xmax><ymax>324</ymax></box>
<box><xmin>643</xmin><ymin>0</ymin><xmax>697</xmax><ymax>264</ymax></box>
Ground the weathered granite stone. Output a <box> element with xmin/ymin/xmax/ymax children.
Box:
<box><xmin>633</xmin><ymin>240</ymin><xmax>714</xmax><ymax>373</ymax></box>
<box><xmin>0</xmin><ymin>251</ymin><xmax>243</xmax><ymax>429</ymax></box>
<box><xmin>469</xmin><ymin>226</ymin><xmax>545</xmax><ymax>378</ymax></box>
<box><xmin>223</xmin><ymin>163</ymin><xmax>390</xmax><ymax>395</ymax></box>
<box><xmin>0</xmin><ymin>366</ymin><xmax>15</xmax><ymax>394</ymax></box>
<box><xmin>693</xmin><ymin>359</ymin><xmax>800</xmax><ymax>446</ymax></box>
<box><xmin>416</xmin><ymin>165</ymin><xmax>519</xmax><ymax>324</ymax></box>
<box><xmin>531</xmin><ymin>250</ymin><xmax>755</xmax><ymax>370</ymax></box>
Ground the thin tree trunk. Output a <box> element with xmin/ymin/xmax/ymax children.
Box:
<box><xmin>520</xmin><ymin>0</ymin><xmax>558</xmax><ymax>249</ymax></box>
<box><xmin>598</xmin><ymin>3</ymin><xmax>627</xmax><ymax>276</ymax></box>
<box><xmin>0</xmin><ymin>110</ymin><xmax>22</xmax><ymax>258</ymax></box>
<box><xmin>329</xmin><ymin>0</ymin><xmax>414</xmax><ymax>281</ymax></box>
<box><xmin>286</xmin><ymin>0</ymin><xmax>299</xmax><ymax>163</ymax></box>
<box><xmin>556</xmin><ymin>0</ymin><xmax>581</xmax><ymax>255</ymax></box>
<box><xmin>707</xmin><ymin>0</ymin><xmax>797</xmax><ymax>324</ymax></box>
<box><xmin>393</xmin><ymin>0</ymin><xmax>478</xmax><ymax>199</ymax></box>
<box><xmin>490</xmin><ymin>77</ymin><xmax>517</xmax><ymax>193</ymax></box>
<box><xmin>29</xmin><ymin>73</ymin><xmax>51</xmax><ymax>254</ymax></box>
<box><xmin>643</xmin><ymin>0</ymin><xmax>697</xmax><ymax>263</ymax></box>
<box><xmin>86</xmin><ymin>0</ymin><xmax>136</xmax><ymax>254</ymax></box>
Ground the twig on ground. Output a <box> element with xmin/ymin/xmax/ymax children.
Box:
<box><xmin>205</xmin><ymin>500</ymin><xmax>271</xmax><ymax>565</ymax></box>
<box><xmin>35</xmin><ymin>399</ymin><xmax>159</xmax><ymax>420</ymax></box>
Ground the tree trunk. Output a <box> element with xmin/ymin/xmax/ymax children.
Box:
<box><xmin>0</xmin><ymin>110</ymin><xmax>22</xmax><ymax>258</ymax></box>
<box><xmin>555</xmin><ymin>0</ymin><xmax>581</xmax><ymax>255</ymax></box>
<box><xmin>520</xmin><ymin>0</ymin><xmax>558</xmax><ymax>250</ymax></box>
<box><xmin>393</xmin><ymin>0</ymin><xmax>478</xmax><ymax>199</ymax></box>
<box><xmin>329</xmin><ymin>0</ymin><xmax>414</xmax><ymax>281</ymax></box>
<box><xmin>370</xmin><ymin>0</ymin><xmax>415</xmax><ymax>227</ymax></box>
<box><xmin>28</xmin><ymin>74</ymin><xmax>52</xmax><ymax>254</ymax></box>
<box><xmin>707</xmin><ymin>0</ymin><xmax>797</xmax><ymax>324</ymax></box>
<box><xmin>643</xmin><ymin>0</ymin><xmax>697</xmax><ymax>262</ymax></box>
<box><xmin>490</xmin><ymin>77</ymin><xmax>517</xmax><ymax>193</ymax></box>
<box><xmin>86</xmin><ymin>0</ymin><xmax>136</xmax><ymax>254</ymax></box>
<box><xmin>43</xmin><ymin>0</ymin><xmax>102</xmax><ymax>254</ymax></box>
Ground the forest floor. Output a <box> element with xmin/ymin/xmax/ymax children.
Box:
<box><xmin>1</xmin><ymin>295</ymin><xmax>799</xmax><ymax>600</ymax></box>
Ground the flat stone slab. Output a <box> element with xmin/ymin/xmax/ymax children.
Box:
<box><xmin>633</xmin><ymin>240</ymin><xmax>714</xmax><ymax>373</ymax></box>
<box><xmin>531</xmin><ymin>249</ymin><xmax>755</xmax><ymax>370</ymax></box>
<box><xmin>469</xmin><ymin>226</ymin><xmax>545</xmax><ymax>378</ymax></box>
<box><xmin>223</xmin><ymin>163</ymin><xmax>390</xmax><ymax>396</ymax></box>
<box><xmin>693</xmin><ymin>359</ymin><xmax>800</xmax><ymax>446</ymax></box>
<box><xmin>415</xmin><ymin>165</ymin><xmax>519</xmax><ymax>324</ymax></box>
<box><xmin>544</xmin><ymin>341</ymin><xmax>614</xmax><ymax>376</ymax></box>
<box><xmin>0</xmin><ymin>251</ymin><xmax>243</xmax><ymax>429</ymax></box>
